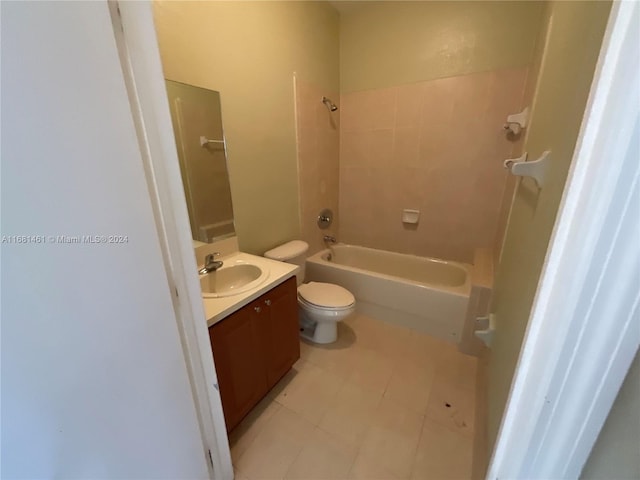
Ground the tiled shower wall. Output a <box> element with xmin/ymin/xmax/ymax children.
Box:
<box><xmin>295</xmin><ymin>78</ymin><xmax>340</xmax><ymax>256</ymax></box>
<box><xmin>339</xmin><ymin>68</ymin><xmax>528</xmax><ymax>263</ymax></box>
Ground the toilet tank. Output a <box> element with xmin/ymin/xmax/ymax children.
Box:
<box><xmin>264</xmin><ymin>240</ymin><xmax>309</xmax><ymax>285</ymax></box>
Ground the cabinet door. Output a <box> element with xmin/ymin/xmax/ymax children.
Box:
<box><xmin>209</xmin><ymin>306</ymin><xmax>268</xmax><ymax>431</ymax></box>
<box><xmin>263</xmin><ymin>277</ymin><xmax>300</xmax><ymax>387</ymax></box>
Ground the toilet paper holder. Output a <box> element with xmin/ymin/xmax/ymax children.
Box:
<box><xmin>504</xmin><ymin>150</ymin><xmax>550</xmax><ymax>188</ymax></box>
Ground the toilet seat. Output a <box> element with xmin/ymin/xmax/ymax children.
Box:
<box><xmin>297</xmin><ymin>282</ymin><xmax>355</xmax><ymax>310</ymax></box>
<box><xmin>298</xmin><ymin>296</ymin><xmax>355</xmax><ymax>312</ymax></box>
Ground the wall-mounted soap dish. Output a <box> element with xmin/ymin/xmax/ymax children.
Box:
<box><xmin>402</xmin><ymin>209</ymin><xmax>420</xmax><ymax>224</ymax></box>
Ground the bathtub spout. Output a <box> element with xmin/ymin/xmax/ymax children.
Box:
<box><xmin>323</xmin><ymin>235</ymin><xmax>337</xmax><ymax>244</ymax></box>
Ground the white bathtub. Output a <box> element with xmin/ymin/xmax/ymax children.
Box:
<box><xmin>305</xmin><ymin>244</ymin><xmax>471</xmax><ymax>344</ymax></box>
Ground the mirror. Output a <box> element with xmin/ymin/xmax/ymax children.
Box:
<box><xmin>165</xmin><ymin>80</ymin><xmax>235</xmax><ymax>243</ymax></box>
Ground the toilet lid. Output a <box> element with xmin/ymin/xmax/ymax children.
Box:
<box><xmin>298</xmin><ymin>282</ymin><xmax>355</xmax><ymax>309</ymax></box>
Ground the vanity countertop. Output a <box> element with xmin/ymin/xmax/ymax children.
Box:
<box><xmin>202</xmin><ymin>251</ymin><xmax>299</xmax><ymax>327</ymax></box>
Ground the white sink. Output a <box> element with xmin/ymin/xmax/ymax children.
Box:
<box><xmin>200</xmin><ymin>261</ymin><xmax>269</xmax><ymax>298</ymax></box>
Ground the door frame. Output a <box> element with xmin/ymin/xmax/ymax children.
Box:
<box><xmin>109</xmin><ymin>2</ymin><xmax>232</xmax><ymax>479</ymax></box>
<box><xmin>112</xmin><ymin>2</ymin><xmax>639</xmax><ymax>480</ymax></box>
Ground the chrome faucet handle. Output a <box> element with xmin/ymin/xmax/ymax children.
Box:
<box><xmin>199</xmin><ymin>252</ymin><xmax>224</xmax><ymax>274</ymax></box>
<box><xmin>204</xmin><ymin>252</ymin><xmax>221</xmax><ymax>264</ymax></box>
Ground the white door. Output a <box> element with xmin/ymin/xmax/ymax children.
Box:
<box><xmin>1</xmin><ymin>2</ymin><xmax>211</xmax><ymax>477</ymax></box>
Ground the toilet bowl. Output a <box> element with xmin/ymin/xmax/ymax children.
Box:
<box><xmin>297</xmin><ymin>281</ymin><xmax>355</xmax><ymax>344</ymax></box>
<box><xmin>264</xmin><ymin>240</ymin><xmax>356</xmax><ymax>344</ymax></box>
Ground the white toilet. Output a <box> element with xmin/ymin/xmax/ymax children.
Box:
<box><xmin>264</xmin><ymin>240</ymin><xmax>355</xmax><ymax>344</ymax></box>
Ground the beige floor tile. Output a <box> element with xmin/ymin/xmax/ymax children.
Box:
<box><xmin>235</xmin><ymin>406</ymin><xmax>315</xmax><ymax>479</ymax></box>
<box><xmin>358</xmin><ymin>397</ymin><xmax>424</xmax><ymax>478</ymax></box>
<box><xmin>230</xmin><ymin>314</ymin><xmax>481</xmax><ymax>480</ymax></box>
<box><xmin>411</xmin><ymin>417</ymin><xmax>473</xmax><ymax>480</ymax></box>
<box><xmin>350</xmin><ymin>315</ymin><xmax>412</xmax><ymax>360</ymax></box>
<box><xmin>383</xmin><ymin>357</ymin><xmax>436</xmax><ymax>415</ymax></box>
<box><xmin>335</xmin><ymin>320</ymin><xmax>360</xmax><ymax>347</ymax></box>
<box><xmin>346</xmin><ymin>346</ymin><xmax>394</xmax><ymax>395</ymax></box>
<box><xmin>267</xmin><ymin>359</ymin><xmax>309</xmax><ymax>401</ymax></box>
<box><xmin>402</xmin><ymin>330</ymin><xmax>455</xmax><ymax>368</ymax></box>
<box><xmin>270</xmin><ymin>358</ymin><xmax>319</xmax><ymax>396</ymax></box>
<box><xmin>347</xmin><ymin>314</ymin><xmax>384</xmax><ymax>350</ymax></box>
<box><xmin>301</xmin><ymin>325</ymin><xmax>359</xmax><ymax>380</ymax></box>
<box><xmin>318</xmin><ymin>381</ymin><xmax>383</xmax><ymax>447</ymax></box>
<box><xmin>436</xmin><ymin>349</ymin><xmax>478</xmax><ymax>391</ymax></box>
<box><xmin>425</xmin><ymin>373</ymin><xmax>475</xmax><ymax>437</ymax></box>
<box><xmin>299</xmin><ymin>339</ymin><xmax>314</xmax><ymax>362</ymax></box>
<box><xmin>284</xmin><ymin>427</ymin><xmax>358</xmax><ymax>479</ymax></box>
<box><xmin>229</xmin><ymin>395</ymin><xmax>282</xmax><ymax>464</ymax></box>
<box><xmin>275</xmin><ymin>360</ymin><xmax>345</xmax><ymax>425</ymax></box>
<box><xmin>348</xmin><ymin>452</ymin><xmax>408</xmax><ymax>479</ymax></box>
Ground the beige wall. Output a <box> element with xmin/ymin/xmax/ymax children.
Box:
<box><xmin>340</xmin><ymin>1</ymin><xmax>545</xmax><ymax>93</ymax></box>
<box><xmin>581</xmin><ymin>349</ymin><xmax>640</xmax><ymax>480</ymax></box>
<box><xmin>153</xmin><ymin>1</ymin><xmax>339</xmax><ymax>255</ymax></box>
<box><xmin>487</xmin><ymin>0</ymin><xmax>612</xmax><ymax>449</ymax></box>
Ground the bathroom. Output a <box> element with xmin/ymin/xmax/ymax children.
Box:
<box><xmin>5</xmin><ymin>0</ymin><xmax>639</xmax><ymax>478</ymax></box>
<box><xmin>153</xmin><ymin>1</ymin><xmax>611</xmax><ymax>479</ymax></box>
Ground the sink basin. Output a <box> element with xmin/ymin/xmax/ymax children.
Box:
<box><xmin>200</xmin><ymin>262</ymin><xmax>269</xmax><ymax>298</ymax></box>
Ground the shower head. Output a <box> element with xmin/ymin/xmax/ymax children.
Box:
<box><xmin>322</xmin><ymin>96</ymin><xmax>338</xmax><ymax>112</ymax></box>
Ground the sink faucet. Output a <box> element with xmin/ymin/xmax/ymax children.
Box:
<box><xmin>323</xmin><ymin>235</ymin><xmax>337</xmax><ymax>244</ymax></box>
<box><xmin>198</xmin><ymin>252</ymin><xmax>223</xmax><ymax>274</ymax></box>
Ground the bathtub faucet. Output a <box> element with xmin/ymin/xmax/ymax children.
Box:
<box><xmin>323</xmin><ymin>235</ymin><xmax>337</xmax><ymax>244</ymax></box>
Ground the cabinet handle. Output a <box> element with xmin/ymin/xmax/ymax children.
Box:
<box><xmin>254</xmin><ymin>306</ymin><xmax>261</xmax><ymax>313</ymax></box>
<box><xmin>264</xmin><ymin>299</ymin><xmax>272</xmax><ymax>306</ymax></box>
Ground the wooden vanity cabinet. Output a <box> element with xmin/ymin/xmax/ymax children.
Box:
<box><xmin>208</xmin><ymin>276</ymin><xmax>299</xmax><ymax>431</ymax></box>
<box><xmin>259</xmin><ymin>277</ymin><xmax>300</xmax><ymax>386</ymax></box>
<box><xmin>208</xmin><ymin>305</ymin><xmax>268</xmax><ymax>431</ymax></box>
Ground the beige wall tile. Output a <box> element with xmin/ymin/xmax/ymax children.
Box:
<box><xmin>296</xmin><ymin>79</ymin><xmax>340</xmax><ymax>255</ymax></box>
<box><xmin>341</xmin><ymin>90</ymin><xmax>368</xmax><ymax>132</ymax></box>
<box><xmin>368</xmin><ymin>129</ymin><xmax>395</xmax><ymax>167</ymax></box>
<box><xmin>394</xmin><ymin>127</ymin><xmax>421</xmax><ymax>167</ymax></box>
<box><xmin>396</xmin><ymin>83</ymin><xmax>424</xmax><ymax>128</ymax></box>
<box><xmin>368</xmin><ymin>87</ymin><xmax>398</xmax><ymax>130</ymax></box>
<box><xmin>339</xmin><ymin>68</ymin><xmax>528</xmax><ymax>261</ymax></box>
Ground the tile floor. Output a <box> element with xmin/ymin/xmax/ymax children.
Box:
<box><xmin>229</xmin><ymin>313</ymin><xmax>478</xmax><ymax>480</ymax></box>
